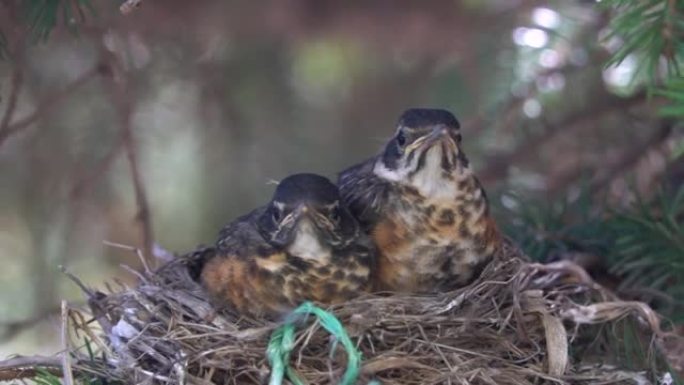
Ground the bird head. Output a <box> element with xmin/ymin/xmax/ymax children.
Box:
<box><xmin>257</xmin><ymin>173</ymin><xmax>360</xmax><ymax>252</ymax></box>
<box><xmin>374</xmin><ymin>108</ymin><xmax>470</xmax><ymax>195</ymax></box>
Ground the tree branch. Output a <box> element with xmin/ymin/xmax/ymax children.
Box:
<box><xmin>0</xmin><ymin>65</ymin><xmax>101</xmax><ymax>147</ymax></box>
<box><xmin>71</xmin><ymin>135</ymin><xmax>125</xmax><ymax>199</ymax></box>
<box><xmin>99</xmin><ymin>45</ymin><xmax>155</xmax><ymax>263</ymax></box>
<box><xmin>464</xmin><ymin>61</ymin><xmax>606</xmax><ymax>135</ymax></box>
<box><xmin>121</xmin><ymin>105</ymin><xmax>154</xmax><ymax>261</ymax></box>
<box><xmin>120</xmin><ymin>0</ymin><xmax>144</xmax><ymax>14</ymax></box>
<box><xmin>0</xmin><ymin>355</ymin><xmax>62</xmax><ymax>381</ymax></box>
<box><xmin>478</xmin><ymin>90</ymin><xmax>650</xmax><ymax>185</ymax></box>
<box><xmin>663</xmin><ymin>0</ymin><xmax>677</xmax><ymax>61</ymax></box>
<box><xmin>587</xmin><ymin>119</ymin><xmax>674</xmax><ymax>196</ymax></box>
<box><xmin>0</xmin><ymin>66</ymin><xmax>23</xmax><ymax>132</ymax></box>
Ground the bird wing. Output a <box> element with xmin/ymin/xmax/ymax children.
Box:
<box><xmin>203</xmin><ymin>206</ymin><xmax>296</xmax><ymax>315</ymax></box>
<box><xmin>338</xmin><ymin>158</ymin><xmax>392</xmax><ymax>230</ymax></box>
<box><xmin>182</xmin><ymin>207</ymin><xmax>268</xmax><ymax>286</ymax></box>
<box><xmin>183</xmin><ymin>246</ymin><xmax>217</xmax><ymax>281</ymax></box>
<box><xmin>216</xmin><ymin>206</ymin><xmax>270</xmax><ymax>256</ymax></box>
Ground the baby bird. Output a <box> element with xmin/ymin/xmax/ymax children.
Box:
<box><xmin>338</xmin><ymin>108</ymin><xmax>503</xmax><ymax>293</ymax></box>
<box><xmin>199</xmin><ymin>173</ymin><xmax>374</xmax><ymax>317</ymax></box>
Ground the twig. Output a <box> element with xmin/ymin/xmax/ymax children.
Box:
<box><xmin>120</xmin><ymin>0</ymin><xmax>144</xmax><ymax>14</ymax></box>
<box><xmin>0</xmin><ymin>10</ymin><xmax>27</xmax><ymax>140</ymax></box>
<box><xmin>663</xmin><ymin>0</ymin><xmax>677</xmax><ymax>61</ymax></box>
<box><xmin>0</xmin><ymin>65</ymin><xmax>101</xmax><ymax>147</ymax></box>
<box><xmin>464</xmin><ymin>61</ymin><xmax>599</xmax><ymax>135</ymax></box>
<box><xmin>527</xmin><ymin>260</ymin><xmax>615</xmax><ymax>301</ymax></box>
<box><xmin>72</xmin><ymin>42</ymin><xmax>154</xmax><ymax>260</ymax></box>
<box><xmin>59</xmin><ymin>265</ymin><xmax>94</xmax><ymax>297</ymax></box>
<box><xmin>68</xmin><ymin>309</ymin><xmax>114</xmax><ymax>360</ymax></box>
<box><xmin>587</xmin><ymin>119</ymin><xmax>674</xmax><ymax>196</ymax></box>
<box><xmin>100</xmin><ymin>46</ymin><xmax>155</xmax><ymax>265</ymax></box>
<box><xmin>0</xmin><ymin>66</ymin><xmax>23</xmax><ymax>132</ymax></box>
<box><xmin>61</xmin><ymin>301</ymin><xmax>74</xmax><ymax>385</ymax></box>
<box><xmin>71</xmin><ymin>135</ymin><xmax>125</xmax><ymax>199</ymax></box>
<box><xmin>478</xmin><ymin>90</ymin><xmax>649</xmax><ymax>185</ymax></box>
<box><xmin>0</xmin><ymin>355</ymin><xmax>62</xmax><ymax>381</ymax></box>
<box><xmin>103</xmin><ymin>240</ymin><xmax>151</xmax><ymax>274</ymax></box>
<box><xmin>546</xmin><ymin>119</ymin><xmax>675</xmax><ymax>196</ymax></box>
<box><xmin>122</xmin><ymin>110</ymin><xmax>154</xmax><ymax>263</ymax></box>
<box><xmin>0</xmin><ymin>356</ymin><xmax>62</xmax><ymax>370</ymax></box>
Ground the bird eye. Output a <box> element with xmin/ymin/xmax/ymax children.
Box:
<box><xmin>330</xmin><ymin>209</ymin><xmax>341</xmax><ymax>224</ymax></box>
<box><xmin>272</xmin><ymin>208</ymin><xmax>282</xmax><ymax>222</ymax></box>
<box><xmin>396</xmin><ymin>132</ymin><xmax>406</xmax><ymax>147</ymax></box>
<box><xmin>396</xmin><ymin>131</ymin><xmax>407</xmax><ymax>147</ymax></box>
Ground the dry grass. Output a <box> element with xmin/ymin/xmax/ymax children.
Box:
<box><xmin>44</xmin><ymin>245</ymin><xmax>684</xmax><ymax>385</ymax></box>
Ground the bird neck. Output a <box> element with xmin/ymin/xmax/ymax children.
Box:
<box><xmin>286</xmin><ymin>219</ymin><xmax>331</xmax><ymax>261</ymax></box>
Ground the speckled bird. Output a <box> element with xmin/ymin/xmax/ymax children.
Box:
<box><xmin>338</xmin><ymin>108</ymin><xmax>503</xmax><ymax>293</ymax></box>
<box><xmin>197</xmin><ymin>173</ymin><xmax>374</xmax><ymax>317</ymax></box>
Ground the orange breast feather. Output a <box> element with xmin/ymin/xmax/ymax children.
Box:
<box><xmin>372</xmin><ymin>219</ymin><xmax>415</xmax><ymax>291</ymax></box>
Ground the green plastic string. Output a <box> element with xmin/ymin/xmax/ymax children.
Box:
<box><xmin>267</xmin><ymin>302</ymin><xmax>362</xmax><ymax>385</ymax></box>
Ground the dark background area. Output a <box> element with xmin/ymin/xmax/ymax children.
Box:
<box><xmin>0</xmin><ymin>0</ymin><xmax>681</xmax><ymax>356</ymax></box>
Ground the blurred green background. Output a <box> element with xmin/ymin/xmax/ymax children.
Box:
<box><xmin>0</xmin><ymin>0</ymin><xmax>682</xmax><ymax>357</ymax></box>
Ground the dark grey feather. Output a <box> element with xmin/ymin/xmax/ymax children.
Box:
<box><xmin>338</xmin><ymin>157</ymin><xmax>394</xmax><ymax>231</ymax></box>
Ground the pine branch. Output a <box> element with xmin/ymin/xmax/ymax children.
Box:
<box><xmin>608</xmin><ymin>186</ymin><xmax>684</xmax><ymax>297</ymax></box>
<box><xmin>655</xmin><ymin>76</ymin><xmax>684</xmax><ymax>118</ymax></box>
<box><xmin>601</xmin><ymin>0</ymin><xmax>684</xmax><ymax>119</ymax></box>
<box><xmin>601</xmin><ymin>0</ymin><xmax>684</xmax><ymax>79</ymax></box>
<box><xmin>22</xmin><ymin>0</ymin><xmax>96</xmax><ymax>42</ymax></box>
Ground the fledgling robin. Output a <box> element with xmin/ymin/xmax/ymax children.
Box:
<box><xmin>198</xmin><ymin>173</ymin><xmax>374</xmax><ymax>317</ymax></box>
<box><xmin>338</xmin><ymin>108</ymin><xmax>503</xmax><ymax>293</ymax></box>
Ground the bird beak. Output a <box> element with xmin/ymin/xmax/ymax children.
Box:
<box><xmin>278</xmin><ymin>205</ymin><xmax>308</xmax><ymax>228</ymax></box>
<box><xmin>288</xmin><ymin>204</ymin><xmax>311</xmax><ymax>224</ymax></box>
<box><xmin>270</xmin><ymin>204</ymin><xmax>312</xmax><ymax>247</ymax></box>
<box><xmin>408</xmin><ymin>125</ymin><xmax>452</xmax><ymax>153</ymax></box>
<box><xmin>295</xmin><ymin>204</ymin><xmax>309</xmax><ymax>216</ymax></box>
<box><xmin>425</xmin><ymin>125</ymin><xmax>450</xmax><ymax>145</ymax></box>
<box><xmin>296</xmin><ymin>204</ymin><xmax>334</xmax><ymax>235</ymax></box>
<box><xmin>278</xmin><ymin>204</ymin><xmax>312</xmax><ymax>230</ymax></box>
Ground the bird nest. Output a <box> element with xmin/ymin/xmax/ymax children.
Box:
<box><xmin>31</xmin><ymin>248</ymin><xmax>684</xmax><ymax>385</ymax></box>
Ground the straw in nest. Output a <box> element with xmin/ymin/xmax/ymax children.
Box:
<box><xmin>2</xmin><ymin>244</ymin><xmax>683</xmax><ymax>385</ymax></box>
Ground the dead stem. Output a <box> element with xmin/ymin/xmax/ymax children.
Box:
<box><xmin>61</xmin><ymin>301</ymin><xmax>75</xmax><ymax>385</ymax></box>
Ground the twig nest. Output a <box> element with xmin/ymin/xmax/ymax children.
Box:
<box><xmin>63</xmin><ymin>248</ymin><xmax>682</xmax><ymax>385</ymax></box>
